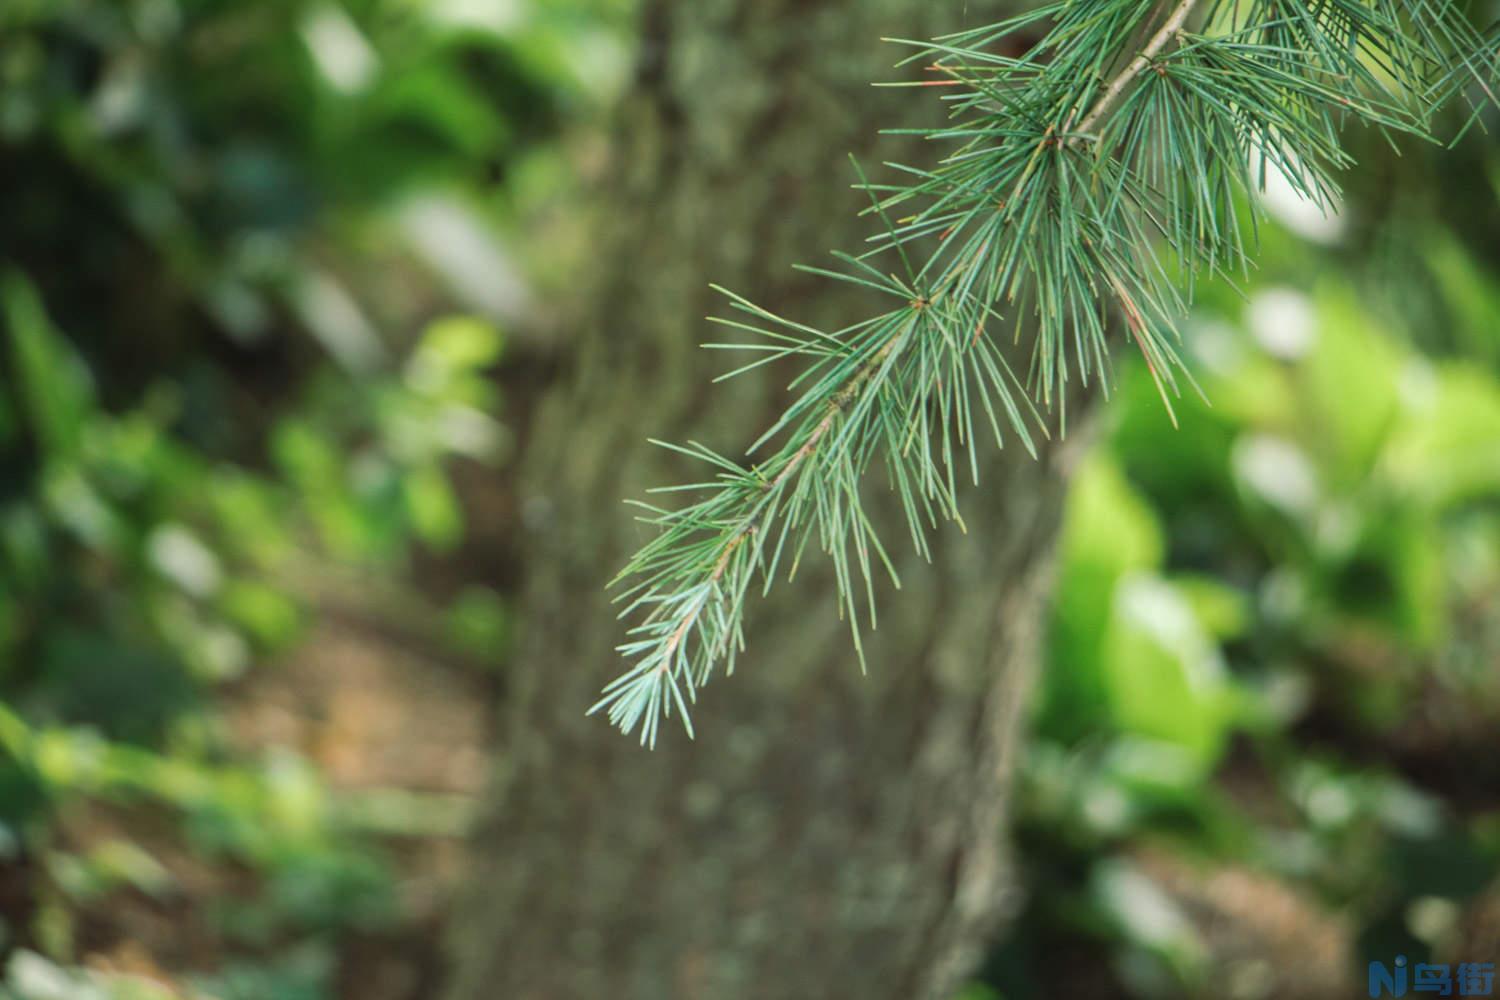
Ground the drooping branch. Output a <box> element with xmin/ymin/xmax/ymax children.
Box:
<box><xmin>594</xmin><ymin>0</ymin><xmax>1499</xmax><ymax>745</ymax></box>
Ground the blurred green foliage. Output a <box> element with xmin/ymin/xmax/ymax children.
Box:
<box><xmin>982</xmin><ymin>232</ymin><xmax>1500</xmax><ymax>999</ymax></box>
<box><xmin>0</xmin><ymin>0</ymin><xmax>608</xmax><ymax>996</ymax></box>
<box><xmin>0</xmin><ymin>273</ymin><xmax>506</xmax><ymax>998</ymax></box>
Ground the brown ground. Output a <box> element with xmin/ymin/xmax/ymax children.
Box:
<box><xmin>43</xmin><ymin>612</ymin><xmax>492</xmax><ymax>1000</ymax></box>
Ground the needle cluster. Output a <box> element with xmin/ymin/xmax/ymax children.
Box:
<box><xmin>593</xmin><ymin>0</ymin><xmax>1498</xmax><ymax>746</ymax></box>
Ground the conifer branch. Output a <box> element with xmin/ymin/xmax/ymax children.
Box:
<box><xmin>1073</xmin><ymin>0</ymin><xmax>1204</xmax><ymax>138</ymax></box>
<box><xmin>593</xmin><ymin>0</ymin><xmax>1499</xmax><ymax>746</ymax></box>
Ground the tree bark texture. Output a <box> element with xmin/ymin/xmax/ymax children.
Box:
<box><xmin>447</xmin><ymin>2</ymin><xmax>1079</xmax><ymax>998</ymax></box>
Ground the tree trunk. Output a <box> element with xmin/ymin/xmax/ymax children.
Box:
<box><xmin>447</xmin><ymin>2</ymin><xmax>1077</xmax><ymax>998</ymax></box>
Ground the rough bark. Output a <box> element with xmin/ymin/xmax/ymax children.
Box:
<box><xmin>446</xmin><ymin>2</ymin><xmax>1078</xmax><ymax>998</ymax></box>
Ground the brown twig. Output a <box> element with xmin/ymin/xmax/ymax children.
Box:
<box><xmin>1071</xmin><ymin>0</ymin><xmax>1200</xmax><ymax>140</ymax></box>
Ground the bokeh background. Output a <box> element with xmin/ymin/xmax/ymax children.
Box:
<box><xmin>0</xmin><ymin>1</ymin><xmax>1497</xmax><ymax>999</ymax></box>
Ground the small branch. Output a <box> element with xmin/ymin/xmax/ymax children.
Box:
<box><xmin>641</xmin><ymin>0</ymin><xmax>1201</xmax><ymax>693</ymax></box>
<box><xmin>1071</xmin><ymin>0</ymin><xmax>1200</xmax><ymax>139</ymax></box>
<box><xmin>651</xmin><ymin>324</ymin><xmax>908</xmax><ymax>676</ymax></box>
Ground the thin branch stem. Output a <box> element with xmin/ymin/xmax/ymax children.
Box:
<box><xmin>648</xmin><ymin>323</ymin><xmax>909</xmax><ymax>676</ymax></box>
<box><xmin>1072</xmin><ymin>0</ymin><xmax>1201</xmax><ymax>138</ymax></box>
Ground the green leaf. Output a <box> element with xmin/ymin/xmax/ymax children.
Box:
<box><xmin>409</xmin><ymin>315</ymin><xmax>504</xmax><ymax>378</ymax></box>
<box><xmin>0</xmin><ymin>271</ymin><xmax>94</xmax><ymax>461</ymax></box>
<box><xmin>1386</xmin><ymin>362</ymin><xmax>1500</xmax><ymax>509</ymax></box>
<box><xmin>1102</xmin><ymin>575</ymin><xmax>1234</xmax><ymax>769</ymax></box>
<box><xmin>1299</xmin><ymin>287</ymin><xmax>1402</xmax><ymax>487</ymax></box>
<box><xmin>1044</xmin><ymin>452</ymin><xmax>1165</xmax><ymax>739</ymax></box>
<box><xmin>403</xmin><ymin>463</ymin><xmax>463</xmax><ymax>551</ymax></box>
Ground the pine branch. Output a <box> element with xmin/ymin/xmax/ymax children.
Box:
<box><xmin>1073</xmin><ymin>0</ymin><xmax>1203</xmax><ymax>138</ymax></box>
<box><xmin>593</xmin><ymin>0</ymin><xmax>1499</xmax><ymax>746</ymax></box>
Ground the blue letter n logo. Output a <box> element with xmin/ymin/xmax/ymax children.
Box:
<box><xmin>1371</xmin><ymin>956</ymin><xmax>1409</xmax><ymax>998</ymax></box>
